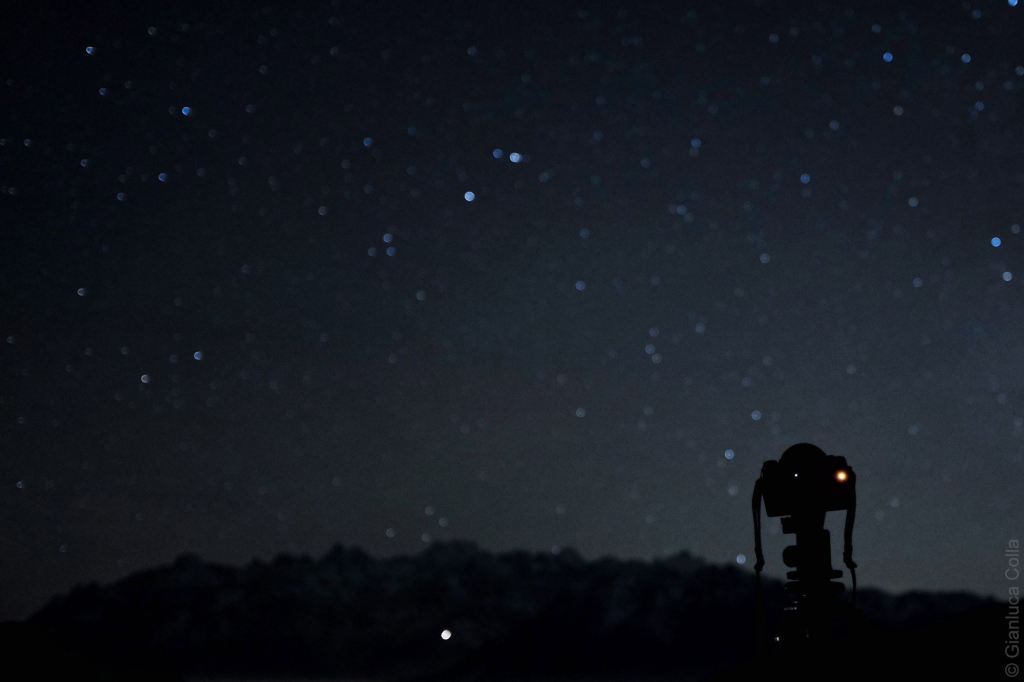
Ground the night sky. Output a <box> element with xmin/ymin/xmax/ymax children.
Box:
<box><xmin>4</xmin><ymin>0</ymin><xmax>1024</xmax><ymax>621</ymax></box>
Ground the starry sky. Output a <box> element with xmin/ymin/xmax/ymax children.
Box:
<box><xmin>3</xmin><ymin>0</ymin><xmax>1024</xmax><ymax>621</ymax></box>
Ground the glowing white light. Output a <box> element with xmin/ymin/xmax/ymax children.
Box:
<box><xmin>441</xmin><ymin>629</ymin><xmax>452</xmax><ymax>640</ymax></box>
<box><xmin>1004</xmin><ymin>272</ymin><xmax>1013</xmax><ymax>281</ymax></box>
<box><xmin>736</xmin><ymin>554</ymin><xmax>746</xmax><ymax>564</ymax></box>
<box><xmin>509</xmin><ymin>152</ymin><xmax>522</xmax><ymax>163</ymax></box>
<box><xmin>464</xmin><ymin>191</ymin><xmax>475</xmax><ymax>201</ymax></box>
<box><xmin>725</xmin><ymin>449</ymin><xmax>735</xmax><ymax>460</ymax></box>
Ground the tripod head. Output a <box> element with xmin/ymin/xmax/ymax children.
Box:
<box><xmin>752</xmin><ymin>443</ymin><xmax>858</xmax><ymax>653</ymax></box>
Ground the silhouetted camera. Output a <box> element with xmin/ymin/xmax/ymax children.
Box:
<box><xmin>759</xmin><ymin>444</ymin><xmax>855</xmax><ymax>518</ymax></box>
<box><xmin>752</xmin><ymin>443</ymin><xmax>860</xmax><ymax>656</ymax></box>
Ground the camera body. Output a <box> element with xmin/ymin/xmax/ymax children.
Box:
<box><xmin>752</xmin><ymin>443</ymin><xmax>860</xmax><ymax>651</ymax></box>
<box><xmin>759</xmin><ymin>443</ymin><xmax>855</xmax><ymax>518</ymax></box>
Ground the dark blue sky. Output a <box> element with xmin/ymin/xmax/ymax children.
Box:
<box><xmin>2</xmin><ymin>0</ymin><xmax>1023</xmax><ymax>620</ymax></box>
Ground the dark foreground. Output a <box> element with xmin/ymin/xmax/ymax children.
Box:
<box><xmin>1</xmin><ymin>543</ymin><xmax>1004</xmax><ymax>680</ymax></box>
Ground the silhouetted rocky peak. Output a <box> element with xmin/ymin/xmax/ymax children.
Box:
<box><xmin>12</xmin><ymin>542</ymin><xmax>996</xmax><ymax>681</ymax></box>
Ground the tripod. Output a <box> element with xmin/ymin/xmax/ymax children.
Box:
<box><xmin>774</xmin><ymin>511</ymin><xmax>851</xmax><ymax>649</ymax></box>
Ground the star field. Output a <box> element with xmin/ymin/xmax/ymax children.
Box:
<box><xmin>2</xmin><ymin>0</ymin><xmax>1024</xmax><ymax>620</ymax></box>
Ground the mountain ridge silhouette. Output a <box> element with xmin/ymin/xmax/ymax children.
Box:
<box><xmin>3</xmin><ymin>541</ymin><xmax>1000</xmax><ymax>680</ymax></box>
